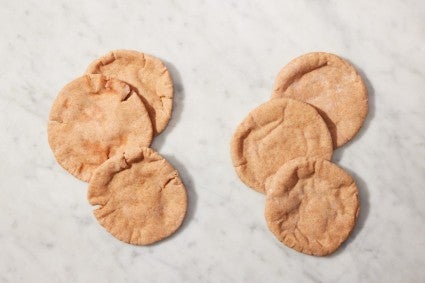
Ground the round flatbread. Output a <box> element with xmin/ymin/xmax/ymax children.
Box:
<box><xmin>272</xmin><ymin>52</ymin><xmax>368</xmax><ymax>148</ymax></box>
<box><xmin>86</xmin><ymin>50</ymin><xmax>173</xmax><ymax>135</ymax></box>
<box><xmin>264</xmin><ymin>157</ymin><xmax>360</xmax><ymax>256</ymax></box>
<box><xmin>48</xmin><ymin>74</ymin><xmax>153</xmax><ymax>182</ymax></box>
<box><xmin>230</xmin><ymin>98</ymin><xmax>333</xmax><ymax>193</ymax></box>
<box><xmin>87</xmin><ymin>147</ymin><xmax>187</xmax><ymax>245</ymax></box>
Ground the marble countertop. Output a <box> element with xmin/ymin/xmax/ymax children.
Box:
<box><xmin>1</xmin><ymin>0</ymin><xmax>425</xmax><ymax>282</ymax></box>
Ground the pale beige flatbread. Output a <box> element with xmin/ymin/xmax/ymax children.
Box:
<box><xmin>48</xmin><ymin>74</ymin><xmax>153</xmax><ymax>182</ymax></box>
<box><xmin>272</xmin><ymin>52</ymin><xmax>368</xmax><ymax>148</ymax></box>
<box><xmin>86</xmin><ymin>50</ymin><xmax>173</xmax><ymax>135</ymax></box>
<box><xmin>265</xmin><ymin>157</ymin><xmax>360</xmax><ymax>256</ymax></box>
<box><xmin>87</xmin><ymin>147</ymin><xmax>187</xmax><ymax>245</ymax></box>
<box><xmin>230</xmin><ymin>98</ymin><xmax>333</xmax><ymax>193</ymax></box>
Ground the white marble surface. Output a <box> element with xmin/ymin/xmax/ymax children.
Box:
<box><xmin>1</xmin><ymin>0</ymin><xmax>425</xmax><ymax>282</ymax></box>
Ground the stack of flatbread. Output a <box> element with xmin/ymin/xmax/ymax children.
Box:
<box><xmin>231</xmin><ymin>52</ymin><xmax>368</xmax><ymax>256</ymax></box>
<box><xmin>48</xmin><ymin>50</ymin><xmax>187</xmax><ymax>245</ymax></box>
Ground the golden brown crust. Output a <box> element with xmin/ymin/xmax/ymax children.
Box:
<box><xmin>85</xmin><ymin>50</ymin><xmax>173</xmax><ymax>135</ymax></box>
<box><xmin>272</xmin><ymin>52</ymin><xmax>368</xmax><ymax>148</ymax></box>
<box><xmin>230</xmin><ymin>98</ymin><xmax>333</xmax><ymax>193</ymax></box>
<box><xmin>87</xmin><ymin>147</ymin><xmax>187</xmax><ymax>245</ymax></box>
<box><xmin>47</xmin><ymin>74</ymin><xmax>153</xmax><ymax>182</ymax></box>
<box><xmin>264</xmin><ymin>157</ymin><xmax>360</xmax><ymax>256</ymax></box>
